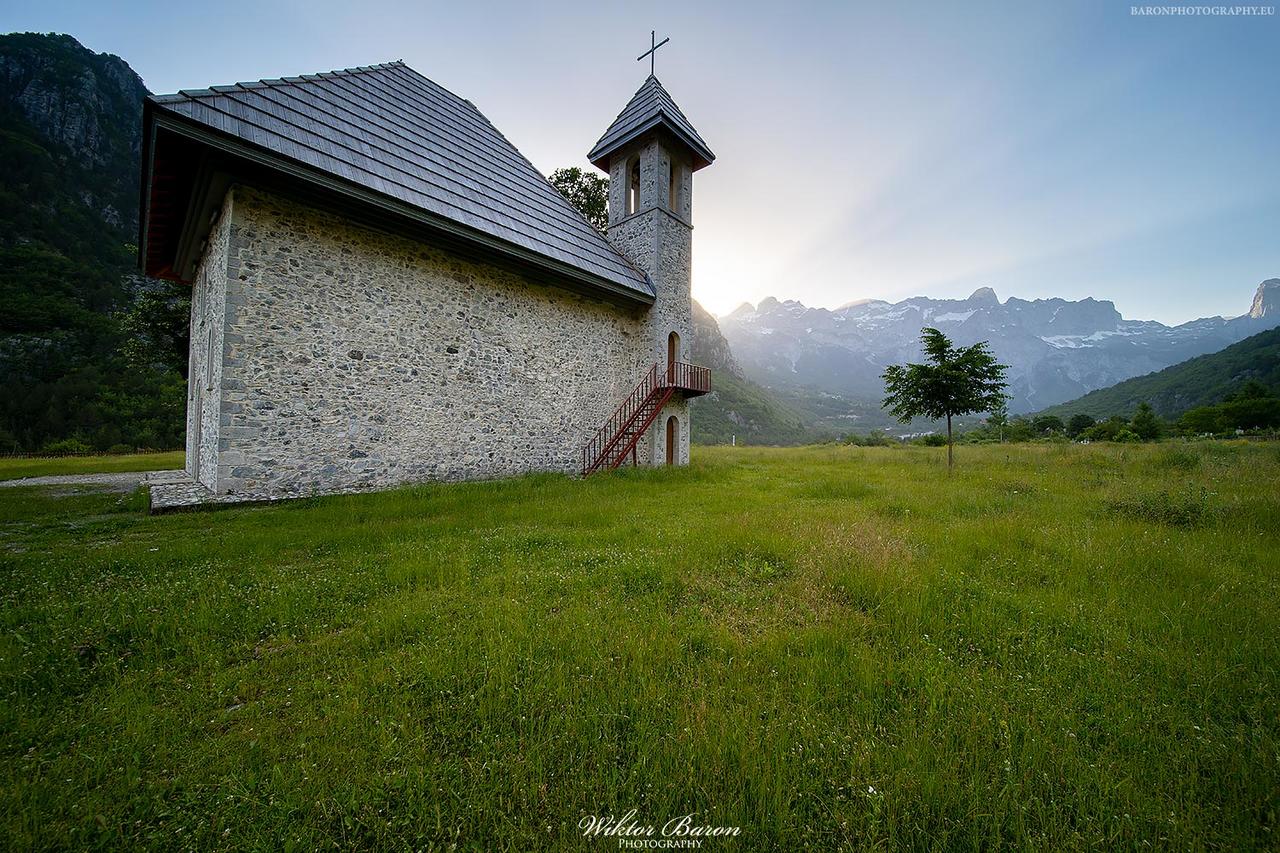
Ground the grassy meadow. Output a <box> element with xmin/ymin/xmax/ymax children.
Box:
<box><xmin>0</xmin><ymin>451</ymin><xmax>184</xmax><ymax>481</ymax></box>
<box><xmin>1</xmin><ymin>443</ymin><xmax>1277</xmax><ymax>850</ymax></box>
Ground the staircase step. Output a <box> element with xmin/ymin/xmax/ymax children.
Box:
<box><xmin>583</xmin><ymin>366</ymin><xmax>680</xmax><ymax>474</ymax></box>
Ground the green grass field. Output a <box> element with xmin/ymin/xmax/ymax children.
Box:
<box><xmin>0</xmin><ymin>451</ymin><xmax>184</xmax><ymax>481</ymax></box>
<box><xmin>1</xmin><ymin>443</ymin><xmax>1277</xmax><ymax>850</ymax></box>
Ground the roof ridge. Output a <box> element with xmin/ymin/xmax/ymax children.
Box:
<box><xmin>387</xmin><ymin>62</ymin><xmax>483</xmax><ymax>114</ymax></box>
<box><xmin>148</xmin><ymin>60</ymin><xmax>655</xmax><ymax>299</ymax></box>
<box><xmin>162</xmin><ymin>59</ymin><xmax>406</xmax><ymax>101</ymax></box>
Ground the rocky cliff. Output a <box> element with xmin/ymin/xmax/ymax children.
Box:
<box><xmin>0</xmin><ymin>32</ymin><xmax>148</xmax><ymax>236</ymax></box>
<box><xmin>0</xmin><ymin>32</ymin><xmax>185</xmax><ymax>452</ymax></box>
<box><xmin>1249</xmin><ymin>279</ymin><xmax>1280</xmax><ymax>320</ymax></box>
<box><xmin>692</xmin><ymin>299</ymin><xmax>741</xmax><ymax>379</ymax></box>
<box><xmin>689</xmin><ymin>299</ymin><xmax>813</xmax><ymax>444</ymax></box>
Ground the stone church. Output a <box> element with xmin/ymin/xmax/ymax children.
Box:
<box><xmin>138</xmin><ymin>61</ymin><xmax>715</xmax><ymax>508</ymax></box>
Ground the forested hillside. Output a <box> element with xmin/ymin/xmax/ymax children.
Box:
<box><xmin>1039</xmin><ymin>327</ymin><xmax>1280</xmax><ymax>419</ymax></box>
<box><xmin>0</xmin><ymin>32</ymin><xmax>187</xmax><ymax>453</ymax></box>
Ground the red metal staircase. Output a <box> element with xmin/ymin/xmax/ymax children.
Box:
<box><xmin>581</xmin><ymin>362</ymin><xmax>711</xmax><ymax>476</ymax></box>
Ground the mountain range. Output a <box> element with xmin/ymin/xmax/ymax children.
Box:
<box><xmin>2</xmin><ymin>31</ymin><xmax>1273</xmax><ymax>450</ymax></box>
<box><xmin>718</xmin><ymin>282</ymin><xmax>1280</xmax><ymax>418</ymax></box>
<box><xmin>689</xmin><ymin>301</ymin><xmax>811</xmax><ymax>445</ymax></box>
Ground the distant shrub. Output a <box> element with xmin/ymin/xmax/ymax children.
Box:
<box><xmin>1004</xmin><ymin>417</ymin><xmax>1036</xmax><ymax>442</ymax></box>
<box><xmin>916</xmin><ymin>434</ymin><xmax>948</xmax><ymax>447</ymax></box>
<box><xmin>1066</xmin><ymin>413</ymin><xmax>1096</xmax><ymax>438</ymax></box>
<box><xmin>1177</xmin><ymin>406</ymin><xmax>1226</xmax><ymax>436</ymax></box>
<box><xmin>1108</xmin><ymin>486</ymin><xmax>1218</xmax><ymax>528</ymax></box>
<box><xmin>1031</xmin><ymin>414</ymin><xmax>1065</xmax><ymax>435</ymax></box>
<box><xmin>40</xmin><ymin>437</ymin><xmax>92</xmax><ymax>456</ymax></box>
<box><xmin>107</xmin><ymin>443</ymin><xmax>135</xmax><ymax>455</ymax></box>
<box><xmin>1081</xmin><ymin>416</ymin><xmax>1129</xmax><ymax>442</ymax></box>
<box><xmin>1176</xmin><ymin>385</ymin><xmax>1280</xmax><ymax>436</ymax></box>
<box><xmin>845</xmin><ymin>431</ymin><xmax>895</xmax><ymax>447</ymax></box>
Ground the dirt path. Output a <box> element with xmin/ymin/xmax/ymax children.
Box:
<box><xmin>0</xmin><ymin>471</ymin><xmax>175</xmax><ymax>493</ymax></box>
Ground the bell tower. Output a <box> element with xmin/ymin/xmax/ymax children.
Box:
<box><xmin>588</xmin><ymin>73</ymin><xmax>715</xmax><ymax>466</ymax></box>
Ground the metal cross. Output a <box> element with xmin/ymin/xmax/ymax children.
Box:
<box><xmin>637</xmin><ymin>30</ymin><xmax>670</xmax><ymax>77</ymax></box>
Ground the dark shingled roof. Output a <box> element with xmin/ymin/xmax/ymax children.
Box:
<box><xmin>147</xmin><ymin>61</ymin><xmax>652</xmax><ymax>300</ymax></box>
<box><xmin>588</xmin><ymin>75</ymin><xmax>715</xmax><ymax>172</ymax></box>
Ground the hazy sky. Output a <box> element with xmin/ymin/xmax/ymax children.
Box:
<box><xmin>5</xmin><ymin>1</ymin><xmax>1277</xmax><ymax>323</ymax></box>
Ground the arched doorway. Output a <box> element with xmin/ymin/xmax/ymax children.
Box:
<box><xmin>665</xmin><ymin>415</ymin><xmax>678</xmax><ymax>466</ymax></box>
<box><xmin>667</xmin><ymin>331</ymin><xmax>680</xmax><ymax>381</ymax></box>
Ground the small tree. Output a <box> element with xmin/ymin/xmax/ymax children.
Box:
<box><xmin>1005</xmin><ymin>416</ymin><xmax>1035</xmax><ymax>442</ymax></box>
<box><xmin>882</xmin><ymin>328</ymin><xmax>1008</xmax><ymax>469</ymax></box>
<box><xmin>548</xmin><ymin>167</ymin><xmax>609</xmax><ymax>231</ymax></box>
<box><xmin>987</xmin><ymin>401</ymin><xmax>1008</xmax><ymax>443</ymax></box>
<box><xmin>1130</xmin><ymin>402</ymin><xmax>1163</xmax><ymax>441</ymax></box>
<box><xmin>1082</xmin><ymin>415</ymin><xmax>1130</xmax><ymax>442</ymax></box>
<box><xmin>1178</xmin><ymin>406</ymin><xmax>1224</xmax><ymax>436</ymax></box>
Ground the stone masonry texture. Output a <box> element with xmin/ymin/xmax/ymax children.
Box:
<box><xmin>177</xmin><ymin>111</ymin><xmax>708</xmax><ymax>507</ymax></box>
<box><xmin>606</xmin><ymin>137</ymin><xmax>695</xmax><ymax>467</ymax></box>
<box><xmin>204</xmin><ymin>185</ymin><xmax>673</xmax><ymax>499</ymax></box>
<box><xmin>185</xmin><ymin>196</ymin><xmax>231</xmax><ymax>490</ymax></box>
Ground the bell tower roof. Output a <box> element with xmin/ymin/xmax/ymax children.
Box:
<box><xmin>588</xmin><ymin>75</ymin><xmax>715</xmax><ymax>172</ymax></box>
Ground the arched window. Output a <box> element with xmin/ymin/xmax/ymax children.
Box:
<box><xmin>668</xmin><ymin>161</ymin><xmax>679</xmax><ymax>212</ymax></box>
<box><xmin>665</xmin><ymin>416</ymin><xmax>678</xmax><ymax>466</ymax></box>
<box><xmin>627</xmin><ymin>157</ymin><xmax>640</xmax><ymax>216</ymax></box>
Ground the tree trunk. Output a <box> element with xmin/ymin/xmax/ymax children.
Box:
<box><xmin>947</xmin><ymin>414</ymin><xmax>954</xmax><ymax>470</ymax></box>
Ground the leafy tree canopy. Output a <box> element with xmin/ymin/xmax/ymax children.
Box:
<box><xmin>1031</xmin><ymin>414</ymin><xmax>1065</xmax><ymax>435</ymax></box>
<box><xmin>548</xmin><ymin>167</ymin><xmax>609</xmax><ymax>231</ymax></box>
<box><xmin>1066</xmin><ymin>413</ymin><xmax>1096</xmax><ymax>437</ymax></box>
<box><xmin>1129</xmin><ymin>402</ymin><xmax>1163</xmax><ymax>440</ymax></box>
<box><xmin>882</xmin><ymin>327</ymin><xmax>1008</xmax><ymax>467</ymax></box>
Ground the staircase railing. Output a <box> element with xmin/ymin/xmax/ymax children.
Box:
<box><xmin>581</xmin><ymin>361</ymin><xmax>714</xmax><ymax>476</ymax></box>
<box><xmin>582</xmin><ymin>363</ymin><xmax>661</xmax><ymax>476</ymax></box>
<box><xmin>665</xmin><ymin>361</ymin><xmax>711</xmax><ymax>393</ymax></box>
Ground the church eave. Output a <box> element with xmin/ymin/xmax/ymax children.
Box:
<box><xmin>587</xmin><ymin>112</ymin><xmax>715</xmax><ymax>172</ymax></box>
<box><xmin>140</xmin><ymin>110</ymin><xmax>655</xmax><ymax>307</ymax></box>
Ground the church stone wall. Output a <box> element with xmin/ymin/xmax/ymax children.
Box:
<box><xmin>211</xmin><ymin>186</ymin><xmax>653</xmax><ymax>498</ymax></box>
<box><xmin>185</xmin><ymin>195</ymin><xmax>232</xmax><ymax>491</ymax></box>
